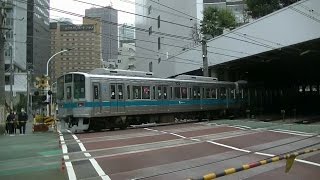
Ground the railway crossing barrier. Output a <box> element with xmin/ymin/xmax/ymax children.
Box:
<box><xmin>188</xmin><ymin>147</ymin><xmax>320</xmax><ymax>180</ymax></box>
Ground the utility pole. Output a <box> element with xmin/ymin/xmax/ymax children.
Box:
<box><xmin>201</xmin><ymin>37</ymin><xmax>209</xmax><ymax>77</ymax></box>
<box><xmin>0</xmin><ymin>2</ymin><xmax>6</xmax><ymax>130</ymax></box>
<box><xmin>9</xmin><ymin>45</ymin><xmax>13</xmax><ymax>110</ymax></box>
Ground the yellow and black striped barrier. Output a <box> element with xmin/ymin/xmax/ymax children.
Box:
<box><xmin>188</xmin><ymin>148</ymin><xmax>320</xmax><ymax>180</ymax></box>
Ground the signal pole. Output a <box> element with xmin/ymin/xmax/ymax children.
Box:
<box><xmin>201</xmin><ymin>37</ymin><xmax>209</xmax><ymax>77</ymax></box>
<box><xmin>1</xmin><ymin>3</ymin><xmax>6</xmax><ymax>128</ymax></box>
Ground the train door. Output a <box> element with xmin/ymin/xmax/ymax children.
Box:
<box><xmin>110</xmin><ymin>83</ymin><xmax>125</xmax><ymax>114</ymax></box>
<box><xmin>157</xmin><ymin>86</ymin><xmax>168</xmax><ymax>112</ymax></box>
<box><xmin>92</xmin><ymin>83</ymin><xmax>101</xmax><ymax>114</ymax></box>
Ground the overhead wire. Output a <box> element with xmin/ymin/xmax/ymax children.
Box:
<box><xmin>73</xmin><ymin>0</ymin><xmax>194</xmax><ymax>29</ymax></box>
<box><xmin>15</xmin><ymin>0</ymin><xmax>194</xmax><ymax>41</ymax></box>
<box><xmin>10</xmin><ymin>2</ymin><xmax>205</xmax><ymax>66</ymax></box>
<box><xmin>10</xmin><ymin>1</ymin><xmax>247</xmax><ymax>67</ymax></box>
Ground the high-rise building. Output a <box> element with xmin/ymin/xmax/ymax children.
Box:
<box><xmin>119</xmin><ymin>23</ymin><xmax>135</xmax><ymax>47</ymax></box>
<box><xmin>135</xmin><ymin>0</ymin><xmax>247</xmax><ymax>77</ymax></box>
<box><xmin>26</xmin><ymin>0</ymin><xmax>50</xmax><ymax>77</ymax></box>
<box><xmin>49</xmin><ymin>19</ymin><xmax>102</xmax><ymax>81</ymax></box>
<box><xmin>3</xmin><ymin>0</ymin><xmax>28</xmax><ymax>107</ymax></box>
<box><xmin>85</xmin><ymin>7</ymin><xmax>118</xmax><ymax>62</ymax></box>
<box><xmin>135</xmin><ymin>0</ymin><xmax>198</xmax><ymax>77</ymax></box>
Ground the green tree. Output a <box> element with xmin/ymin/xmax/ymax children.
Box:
<box><xmin>200</xmin><ymin>7</ymin><xmax>236</xmax><ymax>38</ymax></box>
<box><xmin>245</xmin><ymin>0</ymin><xmax>280</xmax><ymax>18</ymax></box>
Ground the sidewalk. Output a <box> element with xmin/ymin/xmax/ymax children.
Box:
<box><xmin>0</xmin><ymin>121</ymin><xmax>67</xmax><ymax>180</ymax></box>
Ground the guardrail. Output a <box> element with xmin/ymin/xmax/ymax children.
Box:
<box><xmin>188</xmin><ymin>148</ymin><xmax>320</xmax><ymax>180</ymax></box>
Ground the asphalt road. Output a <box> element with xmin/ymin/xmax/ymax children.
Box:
<box><xmin>59</xmin><ymin>121</ymin><xmax>320</xmax><ymax>180</ymax></box>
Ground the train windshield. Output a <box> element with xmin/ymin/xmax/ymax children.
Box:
<box><xmin>57</xmin><ymin>76</ymin><xmax>64</xmax><ymax>100</ymax></box>
<box><xmin>74</xmin><ymin>74</ymin><xmax>85</xmax><ymax>99</ymax></box>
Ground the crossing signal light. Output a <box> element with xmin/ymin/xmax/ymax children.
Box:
<box><xmin>34</xmin><ymin>91</ymin><xmax>39</xmax><ymax>96</ymax></box>
<box><xmin>42</xmin><ymin>95</ymin><xmax>47</xmax><ymax>101</ymax></box>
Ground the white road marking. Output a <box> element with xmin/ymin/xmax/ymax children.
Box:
<box><xmin>84</xmin><ymin>153</ymin><xmax>91</xmax><ymax>157</ymax></box>
<box><xmin>64</xmin><ymin>155</ymin><xmax>70</xmax><ymax>160</ymax></box>
<box><xmin>144</xmin><ymin>128</ymin><xmax>159</xmax><ymax>132</ymax></box>
<box><xmin>206</xmin><ymin>140</ymin><xmax>251</xmax><ymax>153</ymax></box>
<box><xmin>296</xmin><ymin>159</ymin><xmax>320</xmax><ymax>167</ymax></box>
<box><xmin>62</xmin><ymin>144</ymin><xmax>68</xmax><ymax>154</ymax></box>
<box><xmin>72</xmin><ymin>134</ymin><xmax>78</xmax><ymax>140</ymax></box>
<box><xmin>254</xmin><ymin>152</ymin><xmax>274</xmax><ymax>157</ymax></box>
<box><xmin>142</xmin><ymin>125</ymin><xmax>320</xmax><ymax>168</ymax></box>
<box><xmin>227</xmin><ymin>125</ymin><xmax>247</xmax><ymax>130</ymax></box>
<box><xmin>233</xmin><ymin>125</ymin><xmax>251</xmax><ymax>129</ymax></box>
<box><xmin>70</xmin><ymin>132</ymin><xmax>110</xmax><ymax>180</ymax></box>
<box><xmin>274</xmin><ymin>129</ymin><xmax>315</xmax><ymax>135</ymax></box>
<box><xmin>89</xmin><ymin>158</ymin><xmax>111</xmax><ymax>180</ymax></box>
<box><xmin>169</xmin><ymin>133</ymin><xmax>187</xmax><ymax>139</ymax></box>
<box><xmin>269</xmin><ymin>130</ymin><xmax>312</xmax><ymax>137</ymax></box>
<box><xmin>65</xmin><ymin>162</ymin><xmax>77</xmax><ymax>180</ymax></box>
<box><xmin>60</xmin><ymin>132</ymin><xmax>76</xmax><ymax>180</ymax></box>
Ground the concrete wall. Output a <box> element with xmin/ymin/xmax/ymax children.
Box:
<box><xmin>135</xmin><ymin>0</ymin><xmax>198</xmax><ymax>77</ymax></box>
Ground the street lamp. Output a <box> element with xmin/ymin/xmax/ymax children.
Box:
<box><xmin>46</xmin><ymin>48</ymin><xmax>72</xmax><ymax>77</ymax></box>
<box><xmin>45</xmin><ymin>48</ymin><xmax>72</xmax><ymax>117</ymax></box>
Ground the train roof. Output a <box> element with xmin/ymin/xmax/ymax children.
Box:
<box><xmin>64</xmin><ymin>71</ymin><xmax>236</xmax><ymax>85</ymax></box>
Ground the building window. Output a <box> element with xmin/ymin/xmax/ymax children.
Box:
<box><xmin>149</xmin><ymin>61</ymin><xmax>153</xmax><ymax>72</ymax></box>
<box><xmin>5</xmin><ymin>76</ymin><xmax>11</xmax><ymax>85</ymax></box>
<box><xmin>158</xmin><ymin>15</ymin><xmax>160</xmax><ymax>28</ymax></box>
<box><xmin>148</xmin><ymin>5</ymin><xmax>152</xmax><ymax>15</ymax></box>
<box><xmin>149</xmin><ymin>26</ymin><xmax>152</xmax><ymax>35</ymax></box>
<box><xmin>158</xmin><ymin>37</ymin><xmax>161</xmax><ymax>50</ymax></box>
<box><xmin>118</xmin><ymin>60</ymin><xmax>122</xmax><ymax>63</ymax></box>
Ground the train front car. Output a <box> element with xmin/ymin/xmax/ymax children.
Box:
<box><xmin>57</xmin><ymin>73</ymin><xmax>90</xmax><ymax>132</ymax></box>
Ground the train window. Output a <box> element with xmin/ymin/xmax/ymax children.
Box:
<box><xmin>127</xmin><ymin>85</ymin><xmax>131</xmax><ymax>99</ymax></box>
<box><xmin>206</xmin><ymin>88</ymin><xmax>217</xmax><ymax>99</ymax></box>
<box><xmin>158</xmin><ymin>86</ymin><xmax>162</xmax><ymax>99</ymax></box>
<box><xmin>93</xmin><ymin>85</ymin><xmax>99</xmax><ymax>100</ymax></box>
<box><xmin>230</xmin><ymin>89</ymin><xmax>236</xmax><ymax>99</ymax></box>
<box><xmin>118</xmin><ymin>85</ymin><xmax>123</xmax><ymax>100</ymax></box>
<box><xmin>170</xmin><ymin>87</ymin><xmax>173</xmax><ymax>99</ymax></box>
<box><xmin>163</xmin><ymin>87</ymin><xmax>167</xmax><ymax>99</ymax></box>
<box><xmin>74</xmin><ymin>74</ymin><xmax>85</xmax><ymax>99</ymax></box>
<box><xmin>193</xmin><ymin>87</ymin><xmax>200</xmax><ymax>99</ymax></box>
<box><xmin>152</xmin><ymin>86</ymin><xmax>156</xmax><ymax>99</ymax></box>
<box><xmin>133</xmin><ymin>86</ymin><xmax>142</xmax><ymax>99</ymax></box>
<box><xmin>111</xmin><ymin>85</ymin><xmax>116</xmax><ymax>99</ymax></box>
<box><xmin>65</xmin><ymin>74</ymin><xmax>72</xmax><ymax>83</ymax></box>
<box><xmin>174</xmin><ymin>87</ymin><xmax>181</xmax><ymax>99</ymax></box>
<box><xmin>67</xmin><ymin>86</ymin><xmax>72</xmax><ymax>99</ymax></box>
<box><xmin>181</xmin><ymin>87</ymin><xmax>187</xmax><ymax>99</ymax></box>
<box><xmin>220</xmin><ymin>87</ymin><xmax>226</xmax><ymax>99</ymax></box>
<box><xmin>142</xmin><ymin>86</ymin><xmax>150</xmax><ymax>99</ymax></box>
<box><xmin>305</xmin><ymin>85</ymin><xmax>310</xmax><ymax>92</ymax></box>
<box><xmin>312</xmin><ymin>85</ymin><xmax>317</xmax><ymax>92</ymax></box>
<box><xmin>241</xmin><ymin>89</ymin><xmax>244</xmax><ymax>99</ymax></box>
<box><xmin>189</xmin><ymin>88</ymin><xmax>191</xmax><ymax>99</ymax></box>
<box><xmin>299</xmin><ymin>86</ymin><xmax>303</xmax><ymax>93</ymax></box>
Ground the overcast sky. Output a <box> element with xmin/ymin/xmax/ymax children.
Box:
<box><xmin>50</xmin><ymin>0</ymin><xmax>135</xmax><ymax>24</ymax></box>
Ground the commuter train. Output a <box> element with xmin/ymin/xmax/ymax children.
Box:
<box><xmin>56</xmin><ymin>68</ymin><xmax>247</xmax><ymax>132</ymax></box>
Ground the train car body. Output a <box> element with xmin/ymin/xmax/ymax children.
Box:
<box><xmin>56</xmin><ymin>69</ymin><xmax>247</xmax><ymax>132</ymax></box>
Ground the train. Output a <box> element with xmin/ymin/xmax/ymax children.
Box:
<box><xmin>56</xmin><ymin>68</ymin><xmax>247</xmax><ymax>132</ymax></box>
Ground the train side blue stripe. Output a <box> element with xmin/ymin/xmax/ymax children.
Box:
<box><xmin>61</xmin><ymin>99</ymin><xmax>238</xmax><ymax>109</ymax></box>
